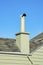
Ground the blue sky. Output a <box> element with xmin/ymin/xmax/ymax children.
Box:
<box><xmin>0</xmin><ymin>0</ymin><xmax>43</xmax><ymax>39</ymax></box>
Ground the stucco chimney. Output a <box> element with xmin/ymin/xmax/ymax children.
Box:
<box><xmin>16</xmin><ymin>13</ymin><xmax>30</xmax><ymax>54</ymax></box>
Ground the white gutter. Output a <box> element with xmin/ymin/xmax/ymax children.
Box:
<box><xmin>0</xmin><ymin>51</ymin><xmax>31</xmax><ymax>56</ymax></box>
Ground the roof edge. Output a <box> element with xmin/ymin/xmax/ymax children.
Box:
<box><xmin>0</xmin><ymin>51</ymin><xmax>31</xmax><ymax>56</ymax></box>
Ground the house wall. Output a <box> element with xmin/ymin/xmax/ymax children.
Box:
<box><xmin>30</xmin><ymin>45</ymin><xmax>43</xmax><ymax>65</ymax></box>
<box><xmin>0</xmin><ymin>53</ymin><xmax>31</xmax><ymax>65</ymax></box>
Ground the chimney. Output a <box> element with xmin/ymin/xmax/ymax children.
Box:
<box><xmin>16</xmin><ymin>13</ymin><xmax>30</xmax><ymax>54</ymax></box>
<box><xmin>20</xmin><ymin>14</ymin><xmax>26</xmax><ymax>32</ymax></box>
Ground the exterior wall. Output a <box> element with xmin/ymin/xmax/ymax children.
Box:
<box><xmin>30</xmin><ymin>45</ymin><xmax>43</xmax><ymax>65</ymax></box>
<box><xmin>0</xmin><ymin>53</ymin><xmax>31</xmax><ymax>65</ymax></box>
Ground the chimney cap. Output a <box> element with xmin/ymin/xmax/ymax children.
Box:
<box><xmin>22</xmin><ymin>13</ymin><xmax>26</xmax><ymax>17</ymax></box>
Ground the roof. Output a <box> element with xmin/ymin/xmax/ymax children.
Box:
<box><xmin>0</xmin><ymin>33</ymin><xmax>43</xmax><ymax>53</ymax></box>
<box><xmin>0</xmin><ymin>38</ymin><xmax>20</xmax><ymax>52</ymax></box>
<box><xmin>30</xmin><ymin>33</ymin><xmax>43</xmax><ymax>53</ymax></box>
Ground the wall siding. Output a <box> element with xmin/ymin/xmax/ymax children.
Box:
<box><xmin>0</xmin><ymin>46</ymin><xmax>43</xmax><ymax>65</ymax></box>
<box><xmin>0</xmin><ymin>53</ymin><xmax>31</xmax><ymax>65</ymax></box>
<box><xmin>30</xmin><ymin>46</ymin><xmax>43</xmax><ymax>65</ymax></box>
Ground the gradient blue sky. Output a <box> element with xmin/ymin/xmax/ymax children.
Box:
<box><xmin>0</xmin><ymin>0</ymin><xmax>43</xmax><ymax>39</ymax></box>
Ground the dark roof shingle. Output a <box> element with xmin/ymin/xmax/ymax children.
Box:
<box><xmin>0</xmin><ymin>33</ymin><xmax>43</xmax><ymax>53</ymax></box>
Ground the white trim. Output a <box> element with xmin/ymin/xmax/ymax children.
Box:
<box><xmin>0</xmin><ymin>51</ymin><xmax>31</xmax><ymax>56</ymax></box>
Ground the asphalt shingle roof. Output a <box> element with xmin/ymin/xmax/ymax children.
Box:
<box><xmin>0</xmin><ymin>33</ymin><xmax>43</xmax><ymax>53</ymax></box>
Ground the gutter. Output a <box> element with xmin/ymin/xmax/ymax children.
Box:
<box><xmin>0</xmin><ymin>51</ymin><xmax>31</xmax><ymax>56</ymax></box>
